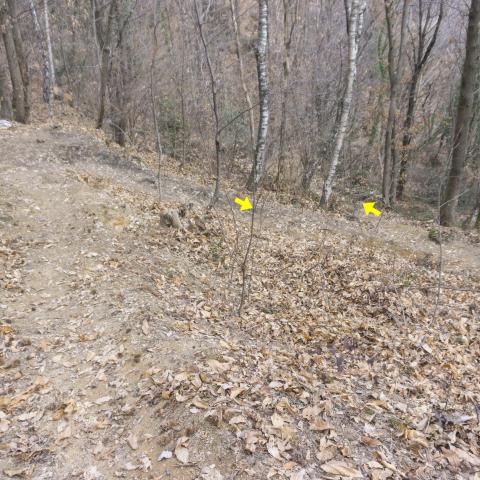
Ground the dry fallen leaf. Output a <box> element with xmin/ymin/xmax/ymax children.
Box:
<box><xmin>0</xmin><ymin>325</ymin><xmax>15</xmax><ymax>335</ymax></box>
<box><xmin>229</xmin><ymin>415</ymin><xmax>247</xmax><ymax>425</ymax></box>
<box><xmin>127</xmin><ymin>433</ymin><xmax>138</xmax><ymax>450</ymax></box>
<box><xmin>206</xmin><ymin>359</ymin><xmax>231</xmax><ymax>373</ymax></box>
<box><xmin>158</xmin><ymin>450</ymin><xmax>173</xmax><ymax>461</ymax></box>
<box><xmin>267</xmin><ymin>441</ymin><xmax>282</xmax><ymax>460</ymax></box>
<box><xmin>245</xmin><ymin>430</ymin><xmax>262</xmax><ymax>453</ymax></box>
<box><xmin>446</xmin><ymin>446</ymin><xmax>480</xmax><ymax>467</ymax></box>
<box><xmin>175</xmin><ymin>392</ymin><xmax>189</xmax><ymax>402</ymax></box>
<box><xmin>316</xmin><ymin>445</ymin><xmax>337</xmax><ymax>463</ymax></box>
<box><xmin>310</xmin><ymin>418</ymin><xmax>332</xmax><ymax>431</ymax></box>
<box><xmin>271</xmin><ymin>412</ymin><xmax>285</xmax><ymax>428</ymax></box>
<box><xmin>201</xmin><ymin>465</ymin><xmax>224</xmax><ymax>480</ymax></box>
<box><xmin>320</xmin><ymin>461</ymin><xmax>363</xmax><ymax>478</ymax></box>
<box><xmin>369</xmin><ymin>469</ymin><xmax>392</xmax><ymax>480</ymax></box>
<box><xmin>174</xmin><ymin>446</ymin><xmax>189</xmax><ymax>464</ymax></box>
<box><xmin>191</xmin><ymin>396</ymin><xmax>209</xmax><ymax>409</ymax></box>
<box><xmin>402</xmin><ymin>428</ymin><xmax>429</xmax><ymax>448</ymax></box>
<box><xmin>3</xmin><ymin>467</ymin><xmax>27</xmax><ymax>478</ymax></box>
<box><xmin>362</xmin><ymin>435</ymin><xmax>382</xmax><ymax>447</ymax></box>
<box><xmin>57</xmin><ymin>424</ymin><xmax>72</xmax><ymax>441</ymax></box>
<box><xmin>302</xmin><ymin>405</ymin><xmax>322</xmax><ymax>420</ymax></box>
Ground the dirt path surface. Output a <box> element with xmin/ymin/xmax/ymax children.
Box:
<box><xmin>1</xmin><ymin>125</ymin><xmax>479</xmax><ymax>480</ymax></box>
<box><xmin>0</xmin><ymin>126</ymin><xmax>227</xmax><ymax>479</ymax></box>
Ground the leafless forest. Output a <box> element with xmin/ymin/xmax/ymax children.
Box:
<box><xmin>1</xmin><ymin>1</ymin><xmax>480</xmax><ymax>479</ymax></box>
<box><xmin>0</xmin><ymin>0</ymin><xmax>479</xmax><ymax>223</ymax></box>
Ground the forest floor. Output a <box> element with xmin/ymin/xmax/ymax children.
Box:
<box><xmin>1</xmin><ymin>123</ymin><xmax>479</xmax><ymax>480</ymax></box>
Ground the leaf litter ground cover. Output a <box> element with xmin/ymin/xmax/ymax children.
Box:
<box><xmin>0</xmin><ymin>124</ymin><xmax>479</xmax><ymax>479</ymax></box>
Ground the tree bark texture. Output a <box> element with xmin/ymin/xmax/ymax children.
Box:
<box><xmin>194</xmin><ymin>0</ymin><xmax>222</xmax><ymax>205</ymax></box>
<box><xmin>440</xmin><ymin>0</ymin><xmax>480</xmax><ymax>226</ymax></box>
<box><xmin>396</xmin><ymin>0</ymin><xmax>443</xmax><ymax>201</ymax></box>
<box><xmin>95</xmin><ymin>0</ymin><xmax>116</xmax><ymax>129</ymax></box>
<box><xmin>6</xmin><ymin>0</ymin><xmax>30</xmax><ymax>122</ymax></box>
<box><xmin>382</xmin><ymin>0</ymin><xmax>409</xmax><ymax>207</ymax></box>
<box><xmin>247</xmin><ymin>0</ymin><xmax>269</xmax><ymax>192</ymax></box>
<box><xmin>230</xmin><ymin>0</ymin><xmax>255</xmax><ymax>162</ymax></box>
<box><xmin>320</xmin><ymin>0</ymin><xmax>365</xmax><ymax>206</ymax></box>
<box><xmin>0</xmin><ymin>61</ymin><xmax>12</xmax><ymax>118</ymax></box>
<box><xmin>0</xmin><ymin>3</ymin><xmax>25</xmax><ymax>122</ymax></box>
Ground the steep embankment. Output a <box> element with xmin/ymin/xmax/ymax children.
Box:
<box><xmin>1</xmin><ymin>124</ymin><xmax>479</xmax><ymax>480</ymax></box>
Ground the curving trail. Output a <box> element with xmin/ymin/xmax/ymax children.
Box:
<box><xmin>1</xmin><ymin>125</ymin><xmax>479</xmax><ymax>480</ymax></box>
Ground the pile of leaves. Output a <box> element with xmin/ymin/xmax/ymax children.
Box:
<box><xmin>118</xmin><ymin>189</ymin><xmax>480</xmax><ymax>479</ymax></box>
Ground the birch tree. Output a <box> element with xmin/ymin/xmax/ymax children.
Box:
<box><xmin>319</xmin><ymin>0</ymin><xmax>365</xmax><ymax>206</ymax></box>
<box><xmin>43</xmin><ymin>0</ymin><xmax>56</xmax><ymax>97</ymax></box>
<box><xmin>150</xmin><ymin>0</ymin><xmax>163</xmax><ymax>199</ymax></box>
<box><xmin>440</xmin><ymin>0</ymin><xmax>480</xmax><ymax>226</ymax></box>
<box><xmin>30</xmin><ymin>0</ymin><xmax>55</xmax><ymax>114</ymax></box>
<box><xmin>246</xmin><ymin>0</ymin><xmax>269</xmax><ymax>192</ymax></box>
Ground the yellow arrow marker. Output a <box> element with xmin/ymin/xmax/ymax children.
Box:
<box><xmin>234</xmin><ymin>196</ymin><xmax>252</xmax><ymax>211</ymax></box>
<box><xmin>363</xmin><ymin>201</ymin><xmax>381</xmax><ymax>217</ymax></box>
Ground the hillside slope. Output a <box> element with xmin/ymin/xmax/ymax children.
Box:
<box><xmin>1</xmin><ymin>124</ymin><xmax>479</xmax><ymax>480</ymax></box>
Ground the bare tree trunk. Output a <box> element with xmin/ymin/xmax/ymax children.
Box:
<box><xmin>194</xmin><ymin>0</ymin><xmax>222</xmax><ymax>205</ymax></box>
<box><xmin>465</xmin><ymin>183</ymin><xmax>480</xmax><ymax>229</ymax></box>
<box><xmin>91</xmin><ymin>0</ymin><xmax>101</xmax><ymax>67</ymax></box>
<box><xmin>382</xmin><ymin>0</ymin><xmax>409</xmax><ymax>207</ymax></box>
<box><xmin>441</xmin><ymin>0</ymin><xmax>480</xmax><ymax>226</ymax></box>
<box><xmin>29</xmin><ymin>0</ymin><xmax>51</xmax><ymax>107</ymax></box>
<box><xmin>112</xmin><ymin>57</ymin><xmax>128</xmax><ymax>146</ymax></box>
<box><xmin>396</xmin><ymin>0</ymin><xmax>443</xmax><ymax>201</ymax></box>
<box><xmin>110</xmin><ymin>0</ymin><xmax>132</xmax><ymax>147</ymax></box>
<box><xmin>6</xmin><ymin>0</ymin><xmax>30</xmax><ymax>123</ymax></box>
<box><xmin>230</xmin><ymin>0</ymin><xmax>255</xmax><ymax>162</ymax></box>
<box><xmin>301</xmin><ymin>158</ymin><xmax>318</xmax><ymax>192</ymax></box>
<box><xmin>95</xmin><ymin>0</ymin><xmax>116</xmax><ymax>130</ymax></box>
<box><xmin>246</xmin><ymin>0</ymin><xmax>269</xmax><ymax>192</ymax></box>
<box><xmin>320</xmin><ymin>0</ymin><xmax>365</xmax><ymax>206</ymax></box>
<box><xmin>0</xmin><ymin>62</ymin><xmax>12</xmax><ymax>118</ymax></box>
<box><xmin>396</xmin><ymin>69</ymin><xmax>419</xmax><ymax>199</ymax></box>
<box><xmin>276</xmin><ymin>0</ymin><xmax>300</xmax><ymax>187</ymax></box>
<box><xmin>0</xmin><ymin>4</ymin><xmax>25</xmax><ymax>122</ymax></box>
<box><xmin>43</xmin><ymin>0</ymin><xmax>57</xmax><ymax>100</ymax></box>
<box><xmin>150</xmin><ymin>0</ymin><xmax>163</xmax><ymax>199</ymax></box>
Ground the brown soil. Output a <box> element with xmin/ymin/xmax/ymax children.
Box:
<box><xmin>1</xmin><ymin>124</ymin><xmax>479</xmax><ymax>480</ymax></box>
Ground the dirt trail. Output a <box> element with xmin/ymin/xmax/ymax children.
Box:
<box><xmin>0</xmin><ymin>126</ymin><xmax>227</xmax><ymax>479</ymax></box>
<box><xmin>1</xmin><ymin>125</ymin><xmax>479</xmax><ymax>480</ymax></box>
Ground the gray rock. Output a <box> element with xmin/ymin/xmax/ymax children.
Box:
<box><xmin>160</xmin><ymin>209</ymin><xmax>183</xmax><ymax>229</ymax></box>
<box><xmin>0</xmin><ymin>120</ymin><xmax>12</xmax><ymax>129</ymax></box>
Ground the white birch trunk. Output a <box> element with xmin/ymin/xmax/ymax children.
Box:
<box><xmin>43</xmin><ymin>0</ymin><xmax>55</xmax><ymax>104</ymax></box>
<box><xmin>29</xmin><ymin>0</ymin><xmax>50</xmax><ymax>105</ymax></box>
<box><xmin>247</xmin><ymin>0</ymin><xmax>269</xmax><ymax>192</ymax></box>
<box><xmin>320</xmin><ymin>0</ymin><xmax>365</xmax><ymax>206</ymax></box>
